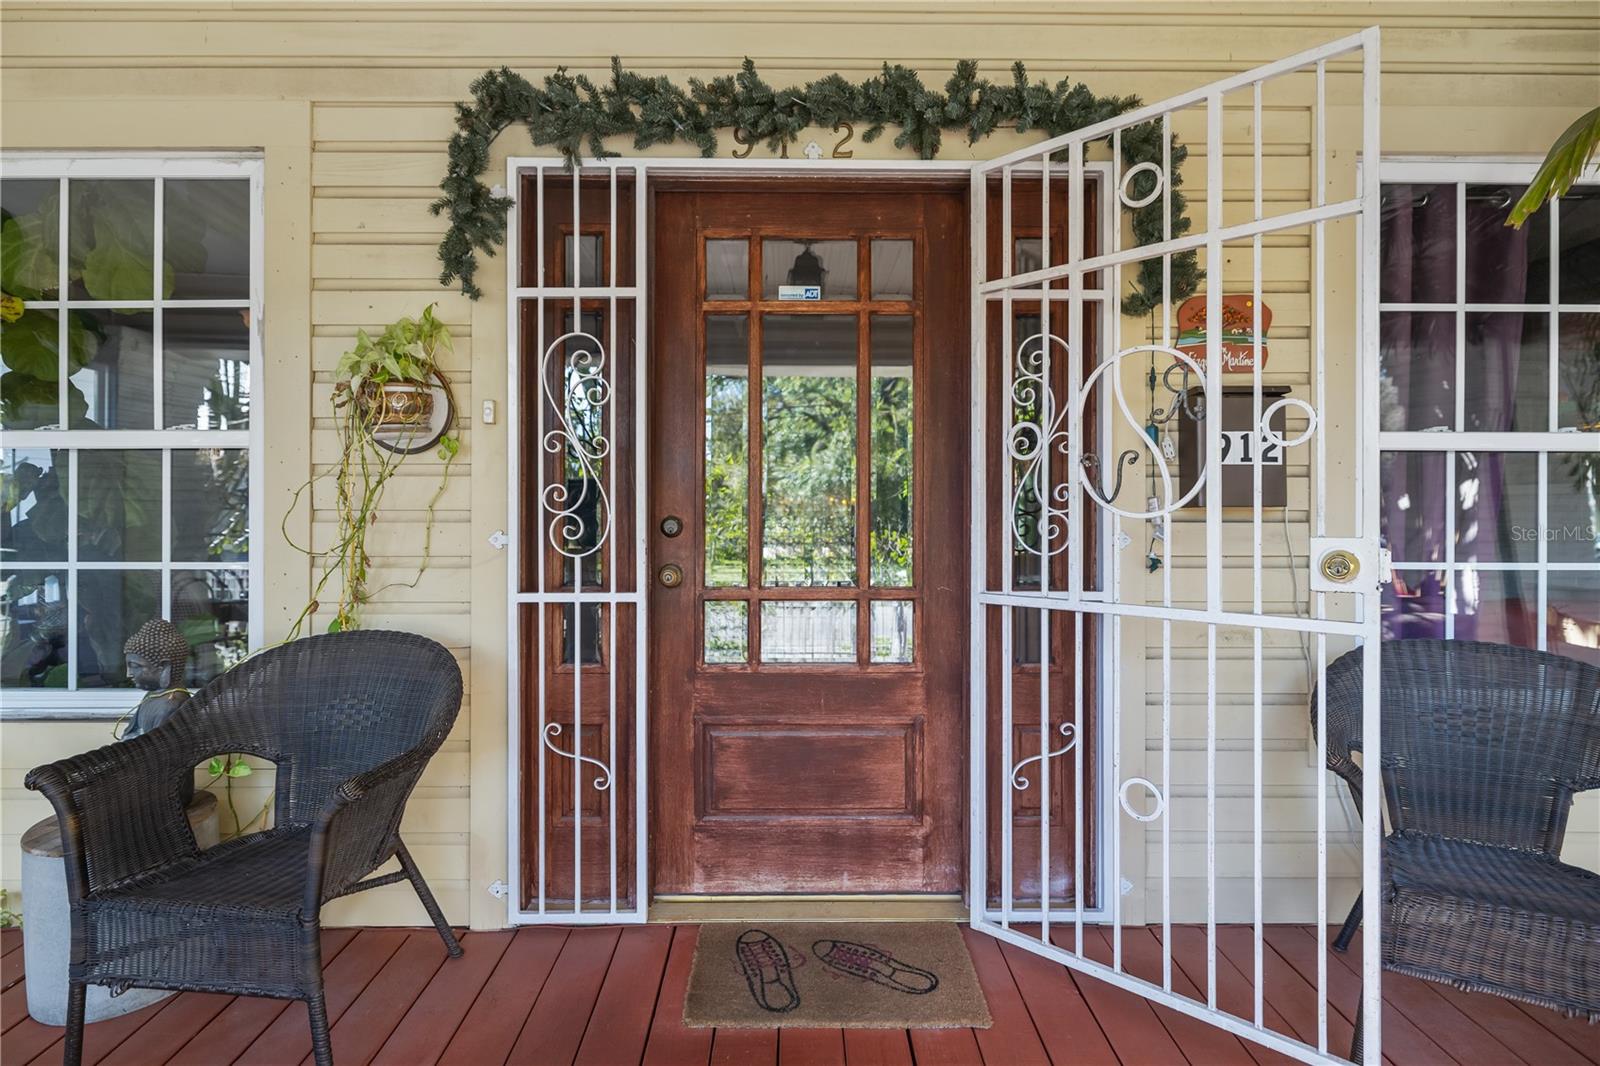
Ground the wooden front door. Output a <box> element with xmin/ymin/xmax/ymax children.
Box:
<box><xmin>650</xmin><ymin>182</ymin><xmax>967</xmax><ymax>895</ymax></box>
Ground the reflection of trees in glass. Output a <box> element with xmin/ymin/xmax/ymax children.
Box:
<box><xmin>1560</xmin><ymin>320</ymin><xmax>1600</xmax><ymax>540</ymax></box>
<box><xmin>761</xmin><ymin>373</ymin><xmax>857</xmax><ymax>586</ymax></box>
<box><xmin>870</xmin><ymin>375</ymin><xmax>912</xmax><ymax>585</ymax></box>
<box><xmin>1</xmin><ymin>181</ymin><xmax>243</xmax><ymax>429</ymax></box>
<box><xmin>705</xmin><ymin>373</ymin><xmax>748</xmax><ymax>586</ymax></box>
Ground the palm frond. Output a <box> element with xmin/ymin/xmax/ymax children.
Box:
<box><xmin>1508</xmin><ymin>105</ymin><xmax>1600</xmax><ymax>228</ymax></box>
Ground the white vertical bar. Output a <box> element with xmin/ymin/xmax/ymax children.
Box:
<box><xmin>1039</xmin><ymin>150</ymin><xmax>1053</xmax><ymax>950</ymax></box>
<box><xmin>572</xmin><ymin>169</ymin><xmax>583</xmax><ymax>915</ymax></box>
<box><xmin>161</xmin><ymin>449</ymin><xmax>172</xmax><ymax>624</ymax></box>
<box><xmin>1204</xmin><ymin>89</ymin><xmax>1224</xmax><ymax>1009</ymax></box>
<box><xmin>67</xmin><ymin>448</ymin><xmax>79</xmax><ymax>689</ymax></box>
<box><xmin>1160</xmin><ymin>108</ymin><xmax>1174</xmax><ymax>994</ymax></box>
<box><xmin>1540</xmin><ymin>196</ymin><xmax>1557</xmax><ymax>651</ymax></box>
<box><xmin>1313</xmin><ymin>56</ymin><xmax>1330</xmax><ymax>1056</ymax></box>
<box><xmin>1001</xmin><ymin>597</ymin><xmax>1014</xmax><ymax>927</ymax></box>
<box><xmin>535</xmin><ymin>164</ymin><xmax>548</xmax><ymax>914</ymax></box>
<box><xmin>634</xmin><ymin>165</ymin><xmax>650</xmax><ymax>917</ymax></box>
<box><xmin>1359</xmin><ymin>29</ymin><xmax>1385</xmax><ymax>1065</ymax></box>
<box><xmin>607</xmin><ymin>166</ymin><xmax>619</xmax><ymax>914</ymax></box>
<box><xmin>247</xmin><ymin>161</ymin><xmax>265</xmax><ymax>665</ymax></box>
<box><xmin>1067</xmin><ymin>139</ymin><xmax>1085</xmax><ymax>959</ymax></box>
<box><xmin>504</xmin><ymin>158</ymin><xmax>524</xmax><ymax>923</ymax></box>
<box><xmin>1109</xmin><ymin>129</ymin><xmax>1123</xmax><ymax>974</ymax></box>
<box><xmin>1251</xmin><ymin>78</ymin><xmax>1265</xmax><ymax>1029</ymax></box>
<box><xmin>57</xmin><ymin>177</ymin><xmax>69</xmax><ymax>430</ymax></box>
<box><xmin>969</xmin><ymin>162</ymin><xmax>990</xmax><ymax>928</ymax></box>
<box><xmin>153</xmin><ymin>176</ymin><xmax>165</xmax><ymax>430</ymax></box>
<box><xmin>1454</xmin><ymin>180</ymin><xmax>1466</xmax><ymax>433</ymax></box>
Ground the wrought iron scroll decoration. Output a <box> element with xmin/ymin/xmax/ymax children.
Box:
<box><xmin>1008</xmin><ymin>332</ymin><xmax>1073</xmax><ymax>558</ymax></box>
<box><xmin>540</xmin><ymin>330</ymin><xmax>613</xmax><ymax>561</ymax></box>
<box><xmin>1011</xmin><ymin>723</ymin><xmax>1080</xmax><ymax>790</ymax></box>
<box><xmin>542</xmin><ymin>722</ymin><xmax>614</xmax><ymax>791</ymax></box>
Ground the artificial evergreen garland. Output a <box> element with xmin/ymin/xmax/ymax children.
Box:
<box><xmin>434</xmin><ymin>58</ymin><xmax>1200</xmax><ymax>315</ymax></box>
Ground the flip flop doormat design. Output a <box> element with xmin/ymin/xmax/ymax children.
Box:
<box><xmin>684</xmin><ymin>923</ymin><xmax>991</xmax><ymax>1029</ymax></box>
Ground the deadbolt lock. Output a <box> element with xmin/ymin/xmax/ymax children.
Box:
<box><xmin>657</xmin><ymin>563</ymin><xmax>684</xmax><ymax>588</ymax></box>
<box><xmin>660</xmin><ymin>515</ymin><xmax>684</xmax><ymax>538</ymax></box>
<box><xmin>1319</xmin><ymin>549</ymin><xmax>1360</xmax><ymax>584</ymax></box>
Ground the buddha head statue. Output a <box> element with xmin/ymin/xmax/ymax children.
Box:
<box><xmin>124</xmin><ymin>618</ymin><xmax>190</xmax><ymax>693</ymax></box>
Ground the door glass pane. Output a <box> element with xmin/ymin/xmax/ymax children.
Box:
<box><xmin>2</xmin><ymin>449</ymin><xmax>69</xmax><ymax>561</ymax></box>
<box><xmin>870</xmin><ymin>315</ymin><xmax>913</xmax><ymax>586</ymax></box>
<box><xmin>171</xmin><ymin>569</ymin><xmax>249</xmax><ymax>684</ymax></box>
<box><xmin>1380</xmin><ymin>184</ymin><xmax>1456</xmax><ymax>304</ymax></box>
<box><xmin>68</xmin><ymin>180</ymin><xmax>155</xmax><ymax>302</ymax></box>
<box><xmin>706</xmin><ymin>239</ymin><xmax>749</xmax><ymax>300</ymax></box>
<box><xmin>870</xmin><ymin>600</ymin><xmax>914</xmax><ymax>663</ymax></box>
<box><xmin>761</xmin><ymin>240</ymin><xmax>856</xmax><ymax>300</ymax></box>
<box><xmin>76</xmin><ymin>568</ymin><xmax>161</xmax><ymax>688</ymax></box>
<box><xmin>70</xmin><ymin>309</ymin><xmax>154</xmax><ymax>429</ymax></box>
<box><xmin>704</xmin><ymin>601</ymin><xmax>748</xmax><ymax>664</ymax></box>
<box><xmin>761</xmin><ymin>314</ymin><xmax>856</xmax><ymax>587</ymax></box>
<box><xmin>172</xmin><ymin>449</ymin><xmax>249</xmax><ymax>562</ymax></box>
<box><xmin>870</xmin><ymin>240</ymin><xmax>913</xmax><ymax>300</ymax></box>
<box><xmin>1379</xmin><ymin>311</ymin><xmax>1454</xmax><ymax>431</ymax></box>
<box><xmin>0</xmin><ymin>570</ymin><xmax>68</xmax><ymax>688</ymax></box>
<box><xmin>1453</xmin><ymin>568</ymin><xmax>1538</xmax><ymax>648</ymax></box>
<box><xmin>1</xmin><ymin>179</ymin><xmax>61</xmax><ymax>300</ymax></box>
<box><xmin>165</xmin><ymin>308</ymin><xmax>250</xmax><ymax>429</ymax></box>
<box><xmin>1549</xmin><ymin>569</ymin><xmax>1600</xmax><ymax>666</ymax></box>
<box><xmin>1456</xmin><ymin>452</ymin><xmax>1539</xmax><ymax>565</ymax></box>
<box><xmin>77</xmin><ymin>449</ymin><xmax>161</xmax><ymax>562</ymax></box>
<box><xmin>1558</xmin><ymin>186</ymin><xmax>1600</xmax><ymax>304</ymax></box>
<box><xmin>1558</xmin><ymin>313</ymin><xmax>1600</xmax><ymax>431</ymax></box>
<box><xmin>165</xmin><ymin>179</ymin><xmax>250</xmax><ymax>300</ymax></box>
<box><xmin>1381</xmin><ymin>451</ymin><xmax>1446</xmax><ymax>565</ymax></box>
<box><xmin>1383</xmin><ymin>568</ymin><xmax>1445</xmax><ymax>641</ymax></box>
<box><xmin>705</xmin><ymin>315</ymin><xmax>749</xmax><ymax>587</ymax></box>
<box><xmin>1549</xmin><ymin>452</ymin><xmax>1598</xmax><ymax>564</ymax></box>
<box><xmin>1466</xmin><ymin>184</ymin><xmax>1549</xmax><ymax>304</ymax></box>
<box><xmin>563</xmin><ymin>233</ymin><xmax>604</xmax><ymax>286</ymax></box>
<box><xmin>1464</xmin><ymin>312</ymin><xmax>1548</xmax><ymax>431</ymax></box>
<box><xmin>760</xmin><ymin>600</ymin><xmax>855</xmax><ymax>663</ymax></box>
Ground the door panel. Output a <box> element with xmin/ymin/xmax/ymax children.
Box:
<box><xmin>650</xmin><ymin>184</ymin><xmax>967</xmax><ymax>895</ymax></box>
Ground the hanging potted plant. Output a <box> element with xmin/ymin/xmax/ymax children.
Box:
<box><xmin>283</xmin><ymin>303</ymin><xmax>460</xmax><ymax>637</ymax></box>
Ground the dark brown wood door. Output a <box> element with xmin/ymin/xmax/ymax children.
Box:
<box><xmin>650</xmin><ymin>182</ymin><xmax>967</xmax><ymax>895</ymax></box>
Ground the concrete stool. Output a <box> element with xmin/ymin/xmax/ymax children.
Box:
<box><xmin>21</xmin><ymin>791</ymin><xmax>219</xmax><ymax>1025</ymax></box>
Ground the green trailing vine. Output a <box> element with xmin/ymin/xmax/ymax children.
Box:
<box><xmin>433</xmin><ymin>58</ymin><xmax>1200</xmax><ymax>314</ymax></box>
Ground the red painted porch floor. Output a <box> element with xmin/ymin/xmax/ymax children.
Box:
<box><xmin>2</xmin><ymin>924</ymin><xmax>1594</xmax><ymax>1065</ymax></box>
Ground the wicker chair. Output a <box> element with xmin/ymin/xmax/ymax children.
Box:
<box><xmin>26</xmin><ymin>630</ymin><xmax>465</xmax><ymax>1066</ymax></box>
<box><xmin>1318</xmin><ymin>639</ymin><xmax>1600</xmax><ymax>1057</ymax></box>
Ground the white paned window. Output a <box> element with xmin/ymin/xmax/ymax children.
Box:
<box><xmin>1</xmin><ymin>155</ymin><xmax>263</xmax><ymax>716</ymax></box>
<box><xmin>1378</xmin><ymin>159</ymin><xmax>1600</xmax><ymax>665</ymax></box>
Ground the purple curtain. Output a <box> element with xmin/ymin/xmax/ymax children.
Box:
<box><xmin>1380</xmin><ymin>184</ymin><xmax>1535</xmax><ymax>643</ymax></box>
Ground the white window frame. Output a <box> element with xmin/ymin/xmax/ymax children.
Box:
<box><xmin>1</xmin><ymin>152</ymin><xmax>265</xmax><ymax>719</ymax></box>
<box><xmin>1377</xmin><ymin>157</ymin><xmax>1600</xmax><ymax>651</ymax></box>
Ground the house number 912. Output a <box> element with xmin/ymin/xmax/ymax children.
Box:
<box><xmin>730</xmin><ymin>123</ymin><xmax>854</xmax><ymax>159</ymax></box>
<box><xmin>1218</xmin><ymin>430</ymin><xmax>1283</xmax><ymax>466</ymax></box>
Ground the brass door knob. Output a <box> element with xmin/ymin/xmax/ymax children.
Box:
<box><xmin>658</xmin><ymin>563</ymin><xmax>684</xmax><ymax>588</ymax></box>
<box><xmin>1319</xmin><ymin>549</ymin><xmax>1360</xmax><ymax>584</ymax></box>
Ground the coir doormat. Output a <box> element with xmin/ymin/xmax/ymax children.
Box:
<box><xmin>683</xmin><ymin>922</ymin><xmax>991</xmax><ymax>1029</ymax></box>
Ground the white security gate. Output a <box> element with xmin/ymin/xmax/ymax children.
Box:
<box><xmin>968</xmin><ymin>29</ymin><xmax>1385</xmax><ymax>1064</ymax></box>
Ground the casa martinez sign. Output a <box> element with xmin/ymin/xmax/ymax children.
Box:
<box><xmin>1175</xmin><ymin>293</ymin><xmax>1271</xmax><ymax>372</ymax></box>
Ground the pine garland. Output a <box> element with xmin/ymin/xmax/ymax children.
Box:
<box><xmin>433</xmin><ymin>58</ymin><xmax>1200</xmax><ymax>315</ymax></box>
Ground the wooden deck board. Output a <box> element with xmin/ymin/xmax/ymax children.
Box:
<box><xmin>1</xmin><ymin>923</ymin><xmax>1588</xmax><ymax>1066</ymax></box>
<box><xmin>370</xmin><ymin>929</ymin><xmax>513</xmax><ymax>1066</ymax></box>
<box><xmin>641</xmin><ymin>926</ymin><xmax>714</xmax><ymax>1066</ymax></box>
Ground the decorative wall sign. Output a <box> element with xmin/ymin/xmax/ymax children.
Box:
<box><xmin>1175</xmin><ymin>294</ymin><xmax>1272</xmax><ymax>372</ymax></box>
<box><xmin>433</xmin><ymin>58</ymin><xmax>1201</xmax><ymax>315</ymax></box>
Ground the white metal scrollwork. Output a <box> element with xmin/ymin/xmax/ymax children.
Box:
<box><xmin>1011</xmin><ymin>722</ymin><xmax>1079</xmax><ymax>790</ymax></box>
<box><xmin>1117</xmin><ymin>777</ymin><xmax>1166</xmax><ymax>822</ymax></box>
<box><xmin>540</xmin><ymin>330</ymin><xmax>612</xmax><ymax>560</ymax></box>
<box><xmin>1008</xmin><ymin>332</ymin><xmax>1073</xmax><ymax>557</ymax></box>
<box><xmin>1077</xmin><ymin>344</ymin><xmax>1211</xmax><ymax>520</ymax></box>
<box><xmin>541</xmin><ymin>722</ymin><xmax>613</xmax><ymax>791</ymax></box>
<box><xmin>1119</xmin><ymin>161</ymin><xmax>1166</xmax><ymax>209</ymax></box>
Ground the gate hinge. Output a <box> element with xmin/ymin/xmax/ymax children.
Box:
<box><xmin>488</xmin><ymin>879</ymin><xmax>509</xmax><ymax>899</ymax></box>
<box><xmin>488</xmin><ymin>530</ymin><xmax>510</xmax><ymax>550</ymax></box>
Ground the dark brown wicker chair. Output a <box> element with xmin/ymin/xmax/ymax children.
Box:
<box><xmin>1318</xmin><ymin>639</ymin><xmax>1600</xmax><ymax>1058</ymax></box>
<box><xmin>26</xmin><ymin>629</ymin><xmax>465</xmax><ymax>1066</ymax></box>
